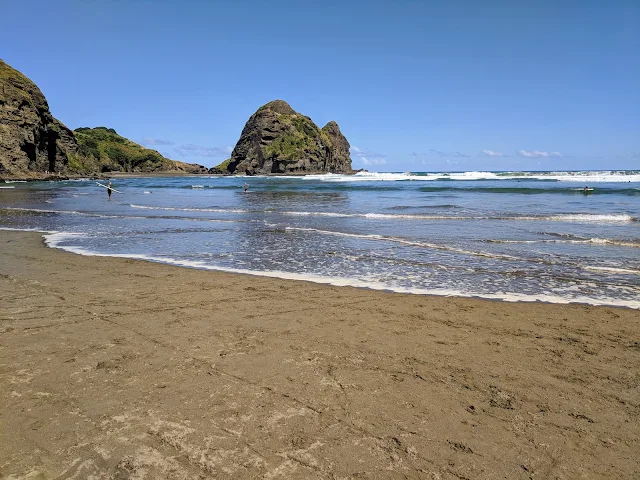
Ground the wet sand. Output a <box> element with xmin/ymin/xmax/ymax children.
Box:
<box><xmin>0</xmin><ymin>230</ymin><xmax>638</xmax><ymax>479</ymax></box>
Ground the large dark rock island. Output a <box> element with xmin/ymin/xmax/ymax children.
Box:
<box><xmin>221</xmin><ymin>100</ymin><xmax>353</xmax><ymax>175</ymax></box>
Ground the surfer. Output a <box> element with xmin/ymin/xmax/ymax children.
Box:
<box><xmin>243</xmin><ymin>183</ymin><xmax>248</xmax><ymax>193</ymax></box>
<box><xmin>107</xmin><ymin>181</ymin><xmax>113</xmax><ymax>200</ymax></box>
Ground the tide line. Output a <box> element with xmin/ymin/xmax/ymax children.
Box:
<box><xmin>39</xmin><ymin>231</ymin><xmax>640</xmax><ymax>310</ymax></box>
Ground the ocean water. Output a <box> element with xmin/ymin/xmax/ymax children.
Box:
<box><xmin>1</xmin><ymin>170</ymin><xmax>639</xmax><ymax>308</ymax></box>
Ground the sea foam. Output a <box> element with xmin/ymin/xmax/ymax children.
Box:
<box><xmin>298</xmin><ymin>170</ymin><xmax>640</xmax><ymax>183</ymax></box>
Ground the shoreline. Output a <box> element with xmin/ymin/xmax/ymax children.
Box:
<box><xmin>1</xmin><ymin>229</ymin><xmax>639</xmax><ymax>478</ymax></box>
<box><xmin>41</xmin><ymin>229</ymin><xmax>640</xmax><ymax>310</ymax></box>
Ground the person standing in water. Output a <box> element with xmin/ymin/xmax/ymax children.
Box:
<box><xmin>243</xmin><ymin>183</ymin><xmax>248</xmax><ymax>193</ymax></box>
<box><xmin>107</xmin><ymin>181</ymin><xmax>113</xmax><ymax>200</ymax></box>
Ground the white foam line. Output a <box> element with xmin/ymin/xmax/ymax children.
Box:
<box><xmin>489</xmin><ymin>240</ymin><xmax>541</xmax><ymax>244</ymax></box>
<box><xmin>130</xmin><ymin>204</ymin><xmax>248</xmax><ymax>214</ymax></box>
<box><xmin>274</xmin><ymin>170</ymin><xmax>640</xmax><ymax>183</ymax></box>
<box><xmin>584</xmin><ymin>266</ymin><xmax>640</xmax><ymax>275</ymax></box>
<box><xmin>282</xmin><ymin>211</ymin><xmax>352</xmax><ymax>218</ymax></box>
<box><xmin>280</xmin><ymin>211</ymin><xmax>637</xmax><ymax>223</ymax></box>
<box><xmin>129</xmin><ymin>204</ymin><xmax>637</xmax><ymax>223</ymax></box>
<box><xmin>524</xmin><ymin>214</ymin><xmax>637</xmax><ymax>223</ymax></box>
<box><xmin>584</xmin><ymin>238</ymin><xmax>640</xmax><ymax>248</ymax></box>
<box><xmin>3</xmin><ymin>207</ymin><xmax>140</xmax><ymax>220</ymax></box>
<box><xmin>284</xmin><ymin>226</ymin><xmax>521</xmax><ymax>261</ymax></box>
<box><xmin>0</xmin><ymin>227</ymin><xmax>50</xmax><ymax>232</ymax></box>
<box><xmin>39</xmin><ymin>233</ymin><xmax>640</xmax><ymax>309</ymax></box>
<box><xmin>43</xmin><ymin>231</ymin><xmax>88</xmax><ymax>246</ymax></box>
<box><xmin>2</xmin><ymin>207</ymin><xmax>242</xmax><ymax>223</ymax></box>
<box><xmin>490</xmin><ymin>238</ymin><xmax>640</xmax><ymax>248</ymax></box>
<box><xmin>4</xmin><ymin>207</ymin><xmax>84</xmax><ymax>215</ymax></box>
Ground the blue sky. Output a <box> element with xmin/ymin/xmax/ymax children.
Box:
<box><xmin>2</xmin><ymin>0</ymin><xmax>638</xmax><ymax>171</ymax></box>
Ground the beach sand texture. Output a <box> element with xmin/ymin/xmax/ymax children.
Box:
<box><xmin>0</xmin><ymin>231</ymin><xmax>638</xmax><ymax>479</ymax></box>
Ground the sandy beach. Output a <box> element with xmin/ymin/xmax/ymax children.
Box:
<box><xmin>0</xmin><ymin>230</ymin><xmax>638</xmax><ymax>479</ymax></box>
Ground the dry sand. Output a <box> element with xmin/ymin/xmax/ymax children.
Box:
<box><xmin>0</xmin><ymin>230</ymin><xmax>638</xmax><ymax>479</ymax></box>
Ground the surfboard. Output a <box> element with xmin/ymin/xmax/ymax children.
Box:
<box><xmin>96</xmin><ymin>182</ymin><xmax>123</xmax><ymax>193</ymax></box>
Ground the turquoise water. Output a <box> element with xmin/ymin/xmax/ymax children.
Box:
<box><xmin>1</xmin><ymin>170</ymin><xmax>639</xmax><ymax>308</ymax></box>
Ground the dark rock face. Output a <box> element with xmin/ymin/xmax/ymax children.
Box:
<box><xmin>321</xmin><ymin>120</ymin><xmax>351</xmax><ymax>173</ymax></box>
<box><xmin>0</xmin><ymin>59</ymin><xmax>78</xmax><ymax>176</ymax></box>
<box><xmin>227</xmin><ymin>100</ymin><xmax>352</xmax><ymax>175</ymax></box>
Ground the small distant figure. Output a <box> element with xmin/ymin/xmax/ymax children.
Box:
<box><xmin>107</xmin><ymin>181</ymin><xmax>113</xmax><ymax>200</ymax></box>
<box><xmin>243</xmin><ymin>183</ymin><xmax>248</xmax><ymax>193</ymax></box>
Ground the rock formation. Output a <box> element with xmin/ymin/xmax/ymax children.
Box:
<box><xmin>321</xmin><ymin>120</ymin><xmax>352</xmax><ymax>173</ymax></box>
<box><xmin>0</xmin><ymin>59</ymin><xmax>78</xmax><ymax>176</ymax></box>
<box><xmin>225</xmin><ymin>100</ymin><xmax>352</xmax><ymax>175</ymax></box>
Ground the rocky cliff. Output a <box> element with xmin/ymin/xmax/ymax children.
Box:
<box><xmin>226</xmin><ymin>100</ymin><xmax>352</xmax><ymax>175</ymax></box>
<box><xmin>0</xmin><ymin>59</ymin><xmax>206</xmax><ymax>178</ymax></box>
<box><xmin>0</xmin><ymin>59</ymin><xmax>78</xmax><ymax>176</ymax></box>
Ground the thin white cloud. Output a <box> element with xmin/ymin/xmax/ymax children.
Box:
<box><xmin>481</xmin><ymin>149</ymin><xmax>503</xmax><ymax>157</ymax></box>
<box><xmin>361</xmin><ymin>157</ymin><xmax>387</xmax><ymax>166</ymax></box>
<box><xmin>430</xmin><ymin>149</ymin><xmax>470</xmax><ymax>158</ymax></box>
<box><xmin>350</xmin><ymin>146</ymin><xmax>387</xmax><ymax>166</ymax></box>
<box><xmin>350</xmin><ymin>146</ymin><xmax>386</xmax><ymax>158</ymax></box>
<box><xmin>518</xmin><ymin>150</ymin><xmax>562</xmax><ymax>158</ymax></box>
<box><xmin>141</xmin><ymin>137</ymin><xmax>175</xmax><ymax>146</ymax></box>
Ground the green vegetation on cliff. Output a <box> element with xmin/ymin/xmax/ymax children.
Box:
<box><xmin>70</xmin><ymin>127</ymin><xmax>208</xmax><ymax>174</ymax></box>
<box><xmin>263</xmin><ymin>115</ymin><xmax>332</xmax><ymax>162</ymax></box>
<box><xmin>211</xmin><ymin>158</ymin><xmax>231</xmax><ymax>173</ymax></box>
<box><xmin>0</xmin><ymin>60</ymin><xmax>39</xmax><ymax>103</ymax></box>
<box><xmin>69</xmin><ymin>127</ymin><xmax>175</xmax><ymax>172</ymax></box>
<box><xmin>71</xmin><ymin>127</ymin><xmax>175</xmax><ymax>173</ymax></box>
